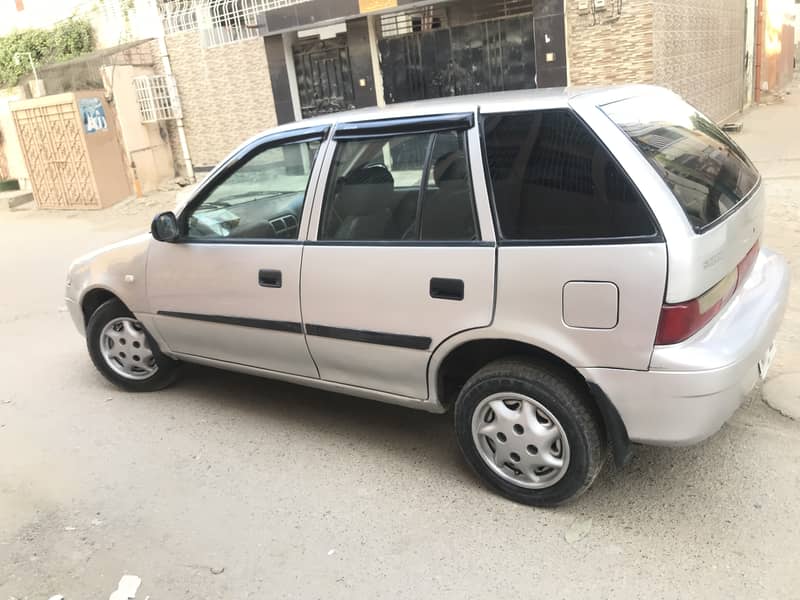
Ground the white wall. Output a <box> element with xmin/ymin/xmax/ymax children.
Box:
<box><xmin>0</xmin><ymin>87</ymin><xmax>30</xmax><ymax>188</ymax></box>
<box><xmin>0</xmin><ymin>0</ymin><xmax>85</xmax><ymax>35</ymax></box>
<box><xmin>0</xmin><ymin>0</ymin><xmax>160</xmax><ymax>48</ymax></box>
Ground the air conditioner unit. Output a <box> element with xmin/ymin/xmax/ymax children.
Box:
<box><xmin>577</xmin><ymin>0</ymin><xmax>590</xmax><ymax>14</ymax></box>
<box><xmin>593</xmin><ymin>0</ymin><xmax>607</xmax><ymax>10</ymax></box>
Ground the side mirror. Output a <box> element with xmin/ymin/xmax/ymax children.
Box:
<box><xmin>151</xmin><ymin>211</ymin><xmax>180</xmax><ymax>242</ymax></box>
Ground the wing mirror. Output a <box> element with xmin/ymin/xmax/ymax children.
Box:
<box><xmin>151</xmin><ymin>211</ymin><xmax>180</xmax><ymax>242</ymax></box>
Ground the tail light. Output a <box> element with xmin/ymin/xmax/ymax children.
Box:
<box><xmin>655</xmin><ymin>241</ymin><xmax>760</xmax><ymax>345</ymax></box>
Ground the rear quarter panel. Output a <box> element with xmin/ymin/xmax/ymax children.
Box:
<box><xmin>492</xmin><ymin>244</ymin><xmax>667</xmax><ymax>370</ymax></box>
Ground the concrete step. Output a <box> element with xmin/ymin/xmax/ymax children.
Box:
<box><xmin>0</xmin><ymin>190</ymin><xmax>34</xmax><ymax>210</ymax></box>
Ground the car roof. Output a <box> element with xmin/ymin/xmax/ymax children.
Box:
<box><xmin>276</xmin><ymin>85</ymin><xmax>667</xmax><ymax>129</ymax></box>
<box><xmin>241</xmin><ymin>84</ymin><xmax>672</xmax><ymax>149</ymax></box>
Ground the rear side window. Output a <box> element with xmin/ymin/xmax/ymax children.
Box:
<box><xmin>481</xmin><ymin>110</ymin><xmax>657</xmax><ymax>241</ymax></box>
<box><xmin>602</xmin><ymin>95</ymin><xmax>759</xmax><ymax>231</ymax></box>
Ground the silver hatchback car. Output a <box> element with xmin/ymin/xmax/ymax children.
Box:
<box><xmin>66</xmin><ymin>86</ymin><xmax>790</xmax><ymax>506</ymax></box>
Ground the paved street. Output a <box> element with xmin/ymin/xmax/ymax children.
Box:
<box><xmin>2</xmin><ymin>84</ymin><xmax>800</xmax><ymax>600</ymax></box>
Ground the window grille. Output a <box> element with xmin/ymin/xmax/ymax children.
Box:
<box><xmin>198</xmin><ymin>0</ymin><xmax>263</xmax><ymax>47</ymax></box>
<box><xmin>380</xmin><ymin>6</ymin><xmax>448</xmax><ymax>38</ymax></box>
<box><xmin>468</xmin><ymin>0</ymin><xmax>533</xmax><ymax>22</ymax></box>
<box><xmin>133</xmin><ymin>75</ymin><xmax>183</xmax><ymax>122</ymax></box>
<box><xmin>157</xmin><ymin>0</ymin><xmax>311</xmax><ymax>46</ymax></box>
<box><xmin>159</xmin><ymin>0</ymin><xmax>199</xmax><ymax>33</ymax></box>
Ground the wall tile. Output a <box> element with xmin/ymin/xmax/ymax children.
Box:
<box><xmin>165</xmin><ymin>32</ymin><xmax>278</xmax><ymax>168</ymax></box>
<box><xmin>652</xmin><ymin>0</ymin><xmax>747</xmax><ymax>120</ymax></box>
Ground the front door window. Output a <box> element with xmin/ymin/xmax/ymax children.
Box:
<box><xmin>183</xmin><ymin>140</ymin><xmax>320</xmax><ymax>240</ymax></box>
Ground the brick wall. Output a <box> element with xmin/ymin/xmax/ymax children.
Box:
<box><xmin>165</xmin><ymin>31</ymin><xmax>277</xmax><ymax>169</ymax></box>
<box><xmin>566</xmin><ymin>0</ymin><xmax>654</xmax><ymax>86</ymax></box>
<box><xmin>652</xmin><ymin>0</ymin><xmax>746</xmax><ymax>121</ymax></box>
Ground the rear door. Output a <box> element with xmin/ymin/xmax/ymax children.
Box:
<box><xmin>300</xmin><ymin>114</ymin><xmax>496</xmax><ymax>399</ymax></box>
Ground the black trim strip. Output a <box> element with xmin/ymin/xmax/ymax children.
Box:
<box><xmin>305</xmin><ymin>324</ymin><xmax>431</xmax><ymax>351</ymax></box>
<box><xmin>415</xmin><ymin>133</ymin><xmax>438</xmax><ymax>240</ymax></box>
<box><xmin>178</xmin><ymin>238</ymin><xmax>304</xmax><ymax>246</ymax></box>
<box><xmin>156</xmin><ymin>311</ymin><xmax>431</xmax><ymax>350</ymax></box>
<box><xmin>157</xmin><ymin>311</ymin><xmax>303</xmax><ymax>334</ymax></box>
<box><xmin>498</xmin><ymin>235</ymin><xmax>662</xmax><ymax>247</ymax></box>
<box><xmin>259</xmin><ymin>124</ymin><xmax>332</xmax><ymax>147</ymax></box>
<box><xmin>333</xmin><ymin>113</ymin><xmax>474</xmax><ymax>140</ymax></box>
<box><xmin>305</xmin><ymin>240</ymin><xmax>494</xmax><ymax>247</ymax></box>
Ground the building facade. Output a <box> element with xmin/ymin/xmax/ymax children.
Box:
<box><xmin>2</xmin><ymin>0</ymin><xmax>797</xmax><ymax>180</ymax></box>
<box><xmin>160</xmin><ymin>0</ymin><xmax>571</xmax><ymax>169</ymax></box>
<box><xmin>151</xmin><ymin>0</ymin><xmax>796</xmax><ymax>172</ymax></box>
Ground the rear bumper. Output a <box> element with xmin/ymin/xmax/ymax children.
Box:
<box><xmin>582</xmin><ymin>248</ymin><xmax>790</xmax><ymax>446</ymax></box>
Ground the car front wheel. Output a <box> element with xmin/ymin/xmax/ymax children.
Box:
<box><xmin>454</xmin><ymin>357</ymin><xmax>607</xmax><ymax>507</ymax></box>
<box><xmin>86</xmin><ymin>298</ymin><xmax>179</xmax><ymax>392</ymax></box>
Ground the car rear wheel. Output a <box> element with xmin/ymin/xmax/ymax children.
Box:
<box><xmin>86</xmin><ymin>298</ymin><xmax>179</xmax><ymax>392</ymax></box>
<box><xmin>454</xmin><ymin>357</ymin><xmax>607</xmax><ymax>507</ymax></box>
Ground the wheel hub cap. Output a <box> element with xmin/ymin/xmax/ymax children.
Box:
<box><xmin>99</xmin><ymin>317</ymin><xmax>158</xmax><ymax>381</ymax></box>
<box><xmin>472</xmin><ymin>392</ymin><xmax>570</xmax><ymax>489</ymax></box>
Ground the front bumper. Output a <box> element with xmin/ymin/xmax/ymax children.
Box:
<box><xmin>65</xmin><ymin>296</ymin><xmax>85</xmax><ymax>336</ymax></box>
<box><xmin>583</xmin><ymin>248</ymin><xmax>790</xmax><ymax>446</ymax></box>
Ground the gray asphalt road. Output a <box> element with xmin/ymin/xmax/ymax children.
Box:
<box><xmin>2</xmin><ymin>89</ymin><xmax>800</xmax><ymax>599</ymax></box>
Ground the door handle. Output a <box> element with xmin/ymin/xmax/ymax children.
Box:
<box><xmin>258</xmin><ymin>269</ymin><xmax>282</xmax><ymax>288</ymax></box>
<box><xmin>430</xmin><ymin>277</ymin><xmax>464</xmax><ymax>301</ymax></box>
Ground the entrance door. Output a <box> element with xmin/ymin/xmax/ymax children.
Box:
<box><xmin>301</xmin><ymin>117</ymin><xmax>496</xmax><ymax>399</ymax></box>
<box><xmin>378</xmin><ymin>14</ymin><xmax>537</xmax><ymax>104</ymax></box>
<box><xmin>146</xmin><ymin>129</ymin><xmax>327</xmax><ymax>377</ymax></box>
<box><xmin>293</xmin><ymin>34</ymin><xmax>356</xmax><ymax>118</ymax></box>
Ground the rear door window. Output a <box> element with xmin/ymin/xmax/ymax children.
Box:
<box><xmin>481</xmin><ymin>109</ymin><xmax>657</xmax><ymax>241</ymax></box>
<box><xmin>602</xmin><ymin>95</ymin><xmax>759</xmax><ymax>232</ymax></box>
<box><xmin>319</xmin><ymin>130</ymin><xmax>477</xmax><ymax>241</ymax></box>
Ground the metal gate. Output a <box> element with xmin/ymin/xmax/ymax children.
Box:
<box><xmin>378</xmin><ymin>14</ymin><xmax>536</xmax><ymax>104</ymax></box>
<box><xmin>13</xmin><ymin>97</ymin><xmax>99</xmax><ymax>209</ymax></box>
<box><xmin>12</xmin><ymin>91</ymin><xmax>131</xmax><ymax>210</ymax></box>
<box><xmin>293</xmin><ymin>34</ymin><xmax>356</xmax><ymax>118</ymax></box>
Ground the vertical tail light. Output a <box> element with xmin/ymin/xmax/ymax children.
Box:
<box><xmin>655</xmin><ymin>241</ymin><xmax>760</xmax><ymax>345</ymax></box>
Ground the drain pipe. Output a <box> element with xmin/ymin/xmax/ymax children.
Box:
<box><xmin>154</xmin><ymin>22</ymin><xmax>195</xmax><ymax>181</ymax></box>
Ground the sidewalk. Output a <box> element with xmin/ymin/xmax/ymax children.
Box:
<box><xmin>732</xmin><ymin>76</ymin><xmax>800</xmax><ymax>417</ymax></box>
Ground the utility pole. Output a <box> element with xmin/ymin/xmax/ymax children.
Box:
<box><xmin>13</xmin><ymin>51</ymin><xmax>38</xmax><ymax>81</ymax></box>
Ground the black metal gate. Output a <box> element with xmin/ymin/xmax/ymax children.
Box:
<box><xmin>293</xmin><ymin>34</ymin><xmax>356</xmax><ymax>118</ymax></box>
<box><xmin>378</xmin><ymin>14</ymin><xmax>537</xmax><ymax>105</ymax></box>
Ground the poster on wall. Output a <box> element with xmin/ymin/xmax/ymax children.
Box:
<box><xmin>79</xmin><ymin>98</ymin><xmax>108</xmax><ymax>134</ymax></box>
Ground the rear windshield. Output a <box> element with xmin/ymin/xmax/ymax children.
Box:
<box><xmin>602</xmin><ymin>95</ymin><xmax>759</xmax><ymax>231</ymax></box>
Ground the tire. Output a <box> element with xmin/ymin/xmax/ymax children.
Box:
<box><xmin>86</xmin><ymin>298</ymin><xmax>179</xmax><ymax>392</ymax></box>
<box><xmin>454</xmin><ymin>357</ymin><xmax>607</xmax><ymax>507</ymax></box>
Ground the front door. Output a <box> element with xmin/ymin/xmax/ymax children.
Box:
<box><xmin>146</xmin><ymin>129</ymin><xmax>327</xmax><ymax>377</ymax></box>
<box><xmin>300</xmin><ymin>117</ymin><xmax>496</xmax><ymax>399</ymax></box>
<box><xmin>293</xmin><ymin>34</ymin><xmax>356</xmax><ymax>118</ymax></box>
